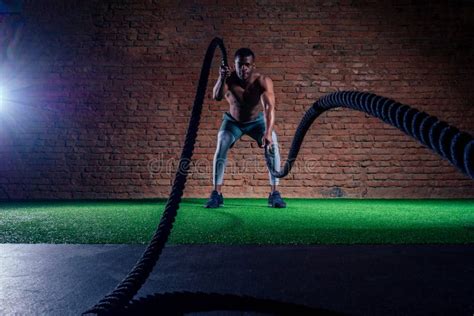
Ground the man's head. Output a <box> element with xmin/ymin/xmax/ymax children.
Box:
<box><xmin>234</xmin><ymin>48</ymin><xmax>255</xmax><ymax>82</ymax></box>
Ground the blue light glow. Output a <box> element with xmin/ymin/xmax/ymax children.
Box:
<box><xmin>0</xmin><ymin>84</ymin><xmax>4</xmax><ymax>113</ymax></box>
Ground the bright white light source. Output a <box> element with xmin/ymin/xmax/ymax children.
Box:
<box><xmin>0</xmin><ymin>84</ymin><xmax>4</xmax><ymax>113</ymax></box>
<box><xmin>0</xmin><ymin>83</ymin><xmax>9</xmax><ymax>114</ymax></box>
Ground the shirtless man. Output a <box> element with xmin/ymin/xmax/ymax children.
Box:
<box><xmin>205</xmin><ymin>48</ymin><xmax>286</xmax><ymax>208</ymax></box>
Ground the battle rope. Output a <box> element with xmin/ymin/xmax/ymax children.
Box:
<box><xmin>265</xmin><ymin>91</ymin><xmax>473</xmax><ymax>180</ymax></box>
<box><xmin>121</xmin><ymin>291</ymin><xmax>339</xmax><ymax>315</ymax></box>
<box><xmin>84</xmin><ymin>37</ymin><xmax>228</xmax><ymax>315</ymax></box>
<box><xmin>85</xmin><ymin>37</ymin><xmax>473</xmax><ymax>315</ymax></box>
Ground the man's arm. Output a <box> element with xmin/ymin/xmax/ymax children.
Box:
<box><xmin>260</xmin><ymin>76</ymin><xmax>276</xmax><ymax>147</ymax></box>
<box><xmin>213</xmin><ymin>64</ymin><xmax>230</xmax><ymax>101</ymax></box>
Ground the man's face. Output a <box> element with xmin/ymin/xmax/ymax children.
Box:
<box><xmin>235</xmin><ymin>55</ymin><xmax>255</xmax><ymax>81</ymax></box>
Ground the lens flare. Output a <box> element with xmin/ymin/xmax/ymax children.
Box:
<box><xmin>0</xmin><ymin>84</ymin><xmax>4</xmax><ymax>113</ymax></box>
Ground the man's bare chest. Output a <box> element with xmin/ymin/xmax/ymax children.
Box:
<box><xmin>226</xmin><ymin>83</ymin><xmax>262</xmax><ymax>107</ymax></box>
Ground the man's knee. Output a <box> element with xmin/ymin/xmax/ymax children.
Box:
<box><xmin>266</xmin><ymin>131</ymin><xmax>280</xmax><ymax>156</ymax></box>
<box><xmin>215</xmin><ymin>130</ymin><xmax>235</xmax><ymax>156</ymax></box>
<box><xmin>271</xmin><ymin>130</ymin><xmax>279</xmax><ymax>145</ymax></box>
<box><xmin>215</xmin><ymin>157</ymin><xmax>227</xmax><ymax>168</ymax></box>
<box><xmin>217</xmin><ymin>130</ymin><xmax>235</xmax><ymax>145</ymax></box>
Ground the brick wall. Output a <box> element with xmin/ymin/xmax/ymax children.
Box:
<box><xmin>0</xmin><ymin>0</ymin><xmax>473</xmax><ymax>199</ymax></box>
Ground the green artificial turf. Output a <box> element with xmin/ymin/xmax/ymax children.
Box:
<box><xmin>0</xmin><ymin>199</ymin><xmax>473</xmax><ymax>244</ymax></box>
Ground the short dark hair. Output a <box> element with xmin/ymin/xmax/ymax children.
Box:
<box><xmin>234</xmin><ymin>47</ymin><xmax>255</xmax><ymax>60</ymax></box>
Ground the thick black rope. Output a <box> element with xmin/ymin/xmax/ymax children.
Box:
<box><xmin>83</xmin><ymin>37</ymin><xmax>228</xmax><ymax>315</ymax></box>
<box><xmin>265</xmin><ymin>91</ymin><xmax>473</xmax><ymax>180</ymax></box>
<box><xmin>120</xmin><ymin>291</ymin><xmax>341</xmax><ymax>315</ymax></box>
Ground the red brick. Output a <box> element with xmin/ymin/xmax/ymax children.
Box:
<box><xmin>0</xmin><ymin>0</ymin><xmax>472</xmax><ymax>200</ymax></box>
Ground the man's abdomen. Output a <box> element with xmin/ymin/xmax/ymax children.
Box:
<box><xmin>229</xmin><ymin>105</ymin><xmax>261</xmax><ymax>123</ymax></box>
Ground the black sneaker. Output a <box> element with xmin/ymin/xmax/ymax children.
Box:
<box><xmin>205</xmin><ymin>190</ymin><xmax>224</xmax><ymax>208</ymax></box>
<box><xmin>268</xmin><ymin>191</ymin><xmax>286</xmax><ymax>208</ymax></box>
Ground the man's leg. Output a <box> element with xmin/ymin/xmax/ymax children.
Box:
<box><xmin>244</xmin><ymin>118</ymin><xmax>286</xmax><ymax>207</ymax></box>
<box><xmin>213</xmin><ymin>130</ymin><xmax>235</xmax><ymax>192</ymax></box>
<box><xmin>268</xmin><ymin>130</ymin><xmax>281</xmax><ymax>191</ymax></box>
<box><xmin>205</xmin><ymin>130</ymin><xmax>236</xmax><ymax>208</ymax></box>
<box><xmin>267</xmin><ymin>131</ymin><xmax>286</xmax><ymax>208</ymax></box>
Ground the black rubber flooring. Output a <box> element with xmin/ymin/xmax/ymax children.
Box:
<box><xmin>0</xmin><ymin>244</ymin><xmax>473</xmax><ymax>315</ymax></box>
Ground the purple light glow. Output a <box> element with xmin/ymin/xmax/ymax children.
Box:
<box><xmin>0</xmin><ymin>83</ymin><xmax>4</xmax><ymax>112</ymax></box>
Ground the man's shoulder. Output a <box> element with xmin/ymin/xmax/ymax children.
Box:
<box><xmin>256</xmin><ymin>74</ymin><xmax>273</xmax><ymax>88</ymax></box>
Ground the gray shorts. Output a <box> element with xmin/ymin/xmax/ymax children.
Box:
<box><xmin>218</xmin><ymin>112</ymin><xmax>266</xmax><ymax>148</ymax></box>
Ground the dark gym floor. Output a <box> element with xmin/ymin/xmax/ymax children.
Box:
<box><xmin>0</xmin><ymin>244</ymin><xmax>473</xmax><ymax>315</ymax></box>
